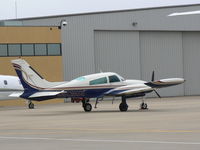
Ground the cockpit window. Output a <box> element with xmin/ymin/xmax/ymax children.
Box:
<box><xmin>120</xmin><ymin>78</ymin><xmax>125</xmax><ymax>81</ymax></box>
<box><xmin>109</xmin><ymin>75</ymin><xmax>120</xmax><ymax>83</ymax></box>
<box><xmin>89</xmin><ymin>77</ymin><xmax>107</xmax><ymax>85</ymax></box>
<box><xmin>74</xmin><ymin>76</ymin><xmax>86</xmax><ymax>81</ymax></box>
<box><xmin>4</xmin><ymin>80</ymin><xmax>8</xmax><ymax>85</ymax></box>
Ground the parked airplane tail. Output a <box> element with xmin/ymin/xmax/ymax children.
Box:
<box><xmin>11</xmin><ymin>59</ymin><xmax>63</xmax><ymax>91</ymax></box>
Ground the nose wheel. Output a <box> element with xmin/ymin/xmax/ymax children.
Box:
<box><xmin>140</xmin><ymin>97</ymin><xmax>148</xmax><ymax>110</ymax></box>
<box><xmin>140</xmin><ymin>102</ymin><xmax>148</xmax><ymax>109</ymax></box>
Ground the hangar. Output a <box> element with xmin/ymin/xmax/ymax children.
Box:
<box><xmin>0</xmin><ymin>4</ymin><xmax>200</xmax><ymax>105</ymax></box>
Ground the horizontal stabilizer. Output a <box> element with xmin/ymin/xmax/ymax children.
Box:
<box><xmin>9</xmin><ymin>92</ymin><xmax>24</xmax><ymax>97</ymax></box>
<box><xmin>28</xmin><ymin>91</ymin><xmax>64</xmax><ymax>98</ymax></box>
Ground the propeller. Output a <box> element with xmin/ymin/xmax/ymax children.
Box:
<box><xmin>151</xmin><ymin>70</ymin><xmax>161</xmax><ymax>98</ymax></box>
<box><xmin>151</xmin><ymin>70</ymin><xmax>155</xmax><ymax>82</ymax></box>
<box><xmin>153</xmin><ymin>89</ymin><xmax>161</xmax><ymax>98</ymax></box>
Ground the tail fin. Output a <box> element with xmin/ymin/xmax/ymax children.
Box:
<box><xmin>11</xmin><ymin>59</ymin><xmax>61</xmax><ymax>91</ymax></box>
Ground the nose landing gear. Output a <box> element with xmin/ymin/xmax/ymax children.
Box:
<box><xmin>140</xmin><ymin>97</ymin><xmax>148</xmax><ymax>110</ymax></box>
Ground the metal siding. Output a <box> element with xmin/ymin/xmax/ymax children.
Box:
<box><xmin>140</xmin><ymin>32</ymin><xmax>184</xmax><ymax>97</ymax></box>
<box><xmin>22</xmin><ymin>5</ymin><xmax>200</xmax><ymax>31</ymax></box>
<box><xmin>183</xmin><ymin>32</ymin><xmax>200</xmax><ymax>95</ymax></box>
<box><xmin>61</xmin><ymin>17</ymin><xmax>95</xmax><ymax>80</ymax></box>
<box><xmin>94</xmin><ymin>31</ymin><xmax>140</xmax><ymax>79</ymax></box>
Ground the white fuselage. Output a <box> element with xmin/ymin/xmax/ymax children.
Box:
<box><xmin>0</xmin><ymin>75</ymin><xmax>23</xmax><ymax>100</ymax></box>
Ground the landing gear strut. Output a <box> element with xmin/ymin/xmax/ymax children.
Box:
<box><xmin>28</xmin><ymin>101</ymin><xmax>34</xmax><ymax>109</ymax></box>
<box><xmin>119</xmin><ymin>96</ymin><xmax>128</xmax><ymax>112</ymax></box>
<box><xmin>140</xmin><ymin>97</ymin><xmax>148</xmax><ymax>110</ymax></box>
<box><xmin>82</xmin><ymin>98</ymin><xmax>92</xmax><ymax>112</ymax></box>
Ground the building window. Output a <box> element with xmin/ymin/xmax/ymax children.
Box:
<box><xmin>47</xmin><ymin>44</ymin><xmax>61</xmax><ymax>56</ymax></box>
<box><xmin>0</xmin><ymin>44</ymin><xmax>8</xmax><ymax>56</ymax></box>
<box><xmin>35</xmin><ymin>44</ymin><xmax>47</xmax><ymax>56</ymax></box>
<box><xmin>22</xmin><ymin>44</ymin><xmax>34</xmax><ymax>56</ymax></box>
<box><xmin>8</xmin><ymin>44</ymin><xmax>21</xmax><ymax>56</ymax></box>
<box><xmin>0</xmin><ymin>43</ymin><xmax>61</xmax><ymax>57</ymax></box>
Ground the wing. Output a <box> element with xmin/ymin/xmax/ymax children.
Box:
<box><xmin>116</xmin><ymin>87</ymin><xmax>153</xmax><ymax>96</ymax></box>
<box><xmin>105</xmin><ymin>84</ymin><xmax>153</xmax><ymax>97</ymax></box>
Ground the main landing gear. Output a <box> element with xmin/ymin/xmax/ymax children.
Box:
<box><xmin>82</xmin><ymin>98</ymin><xmax>92</xmax><ymax>112</ymax></box>
<box><xmin>28</xmin><ymin>100</ymin><xmax>34</xmax><ymax>109</ymax></box>
<box><xmin>119</xmin><ymin>96</ymin><xmax>128</xmax><ymax>112</ymax></box>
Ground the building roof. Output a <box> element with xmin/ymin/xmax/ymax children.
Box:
<box><xmin>2</xmin><ymin>3</ymin><xmax>200</xmax><ymax>21</ymax></box>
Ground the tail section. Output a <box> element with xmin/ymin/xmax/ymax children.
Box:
<box><xmin>11</xmin><ymin>59</ymin><xmax>63</xmax><ymax>91</ymax></box>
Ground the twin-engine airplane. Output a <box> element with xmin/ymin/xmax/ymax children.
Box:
<box><xmin>11</xmin><ymin>59</ymin><xmax>185</xmax><ymax>112</ymax></box>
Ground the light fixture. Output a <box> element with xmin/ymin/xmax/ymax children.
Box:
<box><xmin>58</xmin><ymin>19</ymin><xmax>67</xmax><ymax>29</ymax></box>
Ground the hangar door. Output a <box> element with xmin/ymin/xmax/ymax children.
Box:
<box><xmin>94</xmin><ymin>31</ymin><xmax>140</xmax><ymax>79</ymax></box>
<box><xmin>183</xmin><ymin>32</ymin><xmax>200</xmax><ymax>95</ymax></box>
<box><xmin>140</xmin><ymin>32</ymin><xmax>184</xmax><ymax>97</ymax></box>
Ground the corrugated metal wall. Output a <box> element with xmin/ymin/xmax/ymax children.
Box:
<box><xmin>183</xmin><ymin>32</ymin><xmax>200</xmax><ymax>95</ymax></box>
<box><xmin>140</xmin><ymin>32</ymin><xmax>184</xmax><ymax>96</ymax></box>
<box><xmin>94</xmin><ymin>31</ymin><xmax>140</xmax><ymax>79</ymax></box>
<box><xmin>94</xmin><ymin>31</ymin><xmax>185</xmax><ymax>97</ymax></box>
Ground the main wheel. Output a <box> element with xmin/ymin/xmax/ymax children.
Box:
<box><xmin>83</xmin><ymin>103</ymin><xmax>92</xmax><ymax>112</ymax></box>
<box><xmin>28</xmin><ymin>102</ymin><xmax>34</xmax><ymax>109</ymax></box>
<box><xmin>119</xmin><ymin>103</ymin><xmax>128</xmax><ymax>112</ymax></box>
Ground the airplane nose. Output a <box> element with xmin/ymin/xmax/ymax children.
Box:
<box><xmin>179</xmin><ymin>78</ymin><xmax>186</xmax><ymax>83</ymax></box>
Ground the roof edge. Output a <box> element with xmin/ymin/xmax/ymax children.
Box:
<box><xmin>2</xmin><ymin>3</ymin><xmax>200</xmax><ymax>21</ymax></box>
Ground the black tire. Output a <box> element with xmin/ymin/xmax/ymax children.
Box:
<box><xmin>140</xmin><ymin>103</ymin><xmax>148</xmax><ymax>109</ymax></box>
<box><xmin>83</xmin><ymin>103</ymin><xmax>92</xmax><ymax>112</ymax></box>
<box><xmin>119</xmin><ymin>103</ymin><xmax>128</xmax><ymax>112</ymax></box>
<box><xmin>28</xmin><ymin>102</ymin><xmax>34</xmax><ymax>109</ymax></box>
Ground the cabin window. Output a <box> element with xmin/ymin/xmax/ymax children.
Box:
<box><xmin>4</xmin><ymin>80</ymin><xmax>8</xmax><ymax>85</ymax></box>
<box><xmin>89</xmin><ymin>77</ymin><xmax>107</xmax><ymax>85</ymax></box>
<box><xmin>109</xmin><ymin>75</ymin><xmax>120</xmax><ymax>83</ymax></box>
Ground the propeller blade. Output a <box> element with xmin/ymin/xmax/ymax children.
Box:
<box><xmin>151</xmin><ymin>70</ymin><xmax>155</xmax><ymax>82</ymax></box>
<box><xmin>154</xmin><ymin>89</ymin><xmax>161</xmax><ymax>98</ymax></box>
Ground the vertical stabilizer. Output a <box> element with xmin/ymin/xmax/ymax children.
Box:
<box><xmin>11</xmin><ymin>59</ymin><xmax>62</xmax><ymax>90</ymax></box>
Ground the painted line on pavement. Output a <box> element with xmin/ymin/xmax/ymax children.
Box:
<box><xmin>0</xmin><ymin>136</ymin><xmax>200</xmax><ymax>145</ymax></box>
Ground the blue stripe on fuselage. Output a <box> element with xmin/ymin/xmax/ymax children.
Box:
<box><xmin>21</xmin><ymin>88</ymin><xmax>115</xmax><ymax>101</ymax></box>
